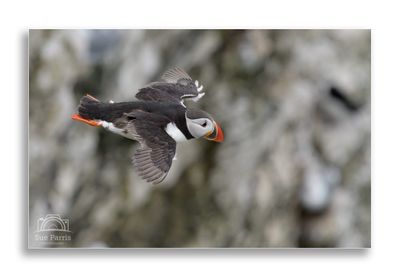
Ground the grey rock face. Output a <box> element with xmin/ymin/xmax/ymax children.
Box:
<box><xmin>29</xmin><ymin>30</ymin><xmax>370</xmax><ymax>247</ymax></box>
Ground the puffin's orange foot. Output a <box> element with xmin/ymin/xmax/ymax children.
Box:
<box><xmin>71</xmin><ymin>114</ymin><xmax>101</xmax><ymax>127</ymax></box>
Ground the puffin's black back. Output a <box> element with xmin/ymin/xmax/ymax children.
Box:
<box><xmin>78</xmin><ymin>96</ymin><xmax>193</xmax><ymax>139</ymax></box>
<box><xmin>78</xmin><ymin>96</ymin><xmax>147</xmax><ymax>122</ymax></box>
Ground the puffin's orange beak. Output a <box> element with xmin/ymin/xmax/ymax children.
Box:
<box><xmin>205</xmin><ymin>121</ymin><xmax>224</xmax><ymax>142</ymax></box>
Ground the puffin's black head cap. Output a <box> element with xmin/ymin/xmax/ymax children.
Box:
<box><xmin>185</xmin><ymin>108</ymin><xmax>213</xmax><ymax>121</ymax></box>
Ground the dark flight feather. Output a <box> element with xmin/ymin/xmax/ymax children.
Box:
<box><xmin>126</xmin><ymin>110</ymin><xmax>177</xmax><ymax>184</ymax></box>
<box><xmin>135</xmin><ymin>67</ymin><xmax>203</xmax><ymax>104</ymax></box>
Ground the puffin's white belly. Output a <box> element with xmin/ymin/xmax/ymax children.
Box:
<box><xmin>165</xmin><ymin>122</ymin><xmax>188</xmax><ymax>142</ymax></box>
<box><xmin>101</xmin><ymin>121</ymin><xmax>137</xmax><ymax>140</ymax></box>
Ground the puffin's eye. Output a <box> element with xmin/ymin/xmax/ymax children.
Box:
<box><xmin>201</xmin><ymin>121</ymin><xmax>207</xmax><ymax>127</ymax></box>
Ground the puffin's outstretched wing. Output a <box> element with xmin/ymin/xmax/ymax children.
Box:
<box><xmin>124</xmin><ymin>110</ymin><xmax>176</xmax><ymax>184</ymax></box>
<box><xmin>135</xmin><ymin>67</ymin><xmax>205</xmax><ymax>105</ymax></box>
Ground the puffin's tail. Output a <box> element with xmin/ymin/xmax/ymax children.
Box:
<box><xmin>77</xmin><ymin>94</ymin><xmax>102</xmax><ymax>120</ymax></box>
<box><xmin>71</xmin><ymin>94</ymin><xmax>103</xmax><ymax>126</ymax></box>
<box><xmin>72</xmin><ymin>94</ymin><xmax>146</xmax><ymax>126</ymax></box>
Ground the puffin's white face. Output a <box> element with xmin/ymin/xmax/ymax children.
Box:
<box><xmin>186</xmin><ymin>117</ymin><xmax>214</xmax><ymax>138</ymax></box>
<box><xmin>185</xmin><ymin>109</ymin><xmax>224</xmax><ymax>142</ymax></box>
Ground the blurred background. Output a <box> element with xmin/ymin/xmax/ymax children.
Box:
<box><xmin>29</xmin><ymin>30</ymin><xmax>370</xmax><ymax>248</ymax></box>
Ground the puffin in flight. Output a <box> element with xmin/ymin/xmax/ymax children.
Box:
<box><xmin>72</xmin><ymin>67</ymin><xmax>224</xmax><ymax>184</ymax></box>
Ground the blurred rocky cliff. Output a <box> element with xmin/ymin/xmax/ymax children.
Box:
<box><xmin>29</xmin><ymin>30</ymin><xmax>370</xmax><ymax>247</ymax></box>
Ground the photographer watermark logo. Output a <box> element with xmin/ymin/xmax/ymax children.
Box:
<box><xmin>34</xmin><ymin>214</ymin><xmax>72</xmax><ymax>243</ymax></box>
